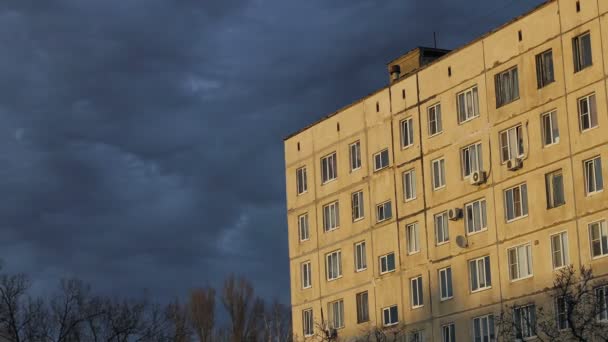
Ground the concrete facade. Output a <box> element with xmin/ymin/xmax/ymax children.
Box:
<box><xmin>284</xmin><ymin>0</ymin><xmax>608</xmax><ymax>340</ymax></box>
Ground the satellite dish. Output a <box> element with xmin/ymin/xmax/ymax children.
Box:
<box><xmin>456</xmin><ymin>235</ymin><xmax>468</xmax><ymax>248</ymax></box>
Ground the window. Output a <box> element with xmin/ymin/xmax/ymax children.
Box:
<box><xmin>356</xmin><ymin>292</ymin><xmax>369</xmax><ymax>323</ymax></box>
<box><xmin>551</xmin><ymin>232</ymin><xmax>569</xmax><ymax>269</ymax></box>
<box><xmin>545</xmin><ymin>170</ymin><xmax>565</xmax><ymax>209</ymax></box>
<box><xmin>409</xmin><ymin>330</ymin><xmax>424</xmax><ymax>342</ymax></box>
<box><xmin>403</xmin><ymin>169</ymin><xmax>416</xmax><ymax>201</ymax></box>
<box><xmin>470</xmin><ymin>256</ymin><xmax>492</xmax><ymax>292</ymax></box>
<box><xmin>432</xmin><ymin>158</ymin><xmax>446</xmax><ymax>190</ymax></box>
<box><xmin>428</xmin><ymin>103</ymin><xmax>442</xmax><ymax>136</ymax></box>
<box><xmin>573</xmin><ymin>32</ymin><xmax>592</xmax><ymax>72</ymax></box>
<box><xmin>504</xmin><ymin>183</ymin><xmax>528</xmax><ymax>222</ymax></box>
<box><xmin>326</xmin><ymin>250</ymin><xmax>342</xmax><ymax>281</ymax></box>
<box><xmin>354</xmin><ymin>241</ymin><xmax>367</xmax><ymax>272</ymax></box>
<box><xmin>382</xmin><ymin>305</ymin><xmax>398</xmax><ymax>326</ymax></box>
<box><xmin>457</xmin><ymin>86</ymin><xmax>480</xmax><ymax>123</ymax></box>
<box><xmin>439</xmin><ymin>267</ymin><xmax>453</xmax><ymax>301</ymax></box>
<box><xmin>434</xmin><ymin>211</ymin><xmax>449</xmax><ymax>245</ymax></box>
<box><xmin>536</xmin><ymin>49</ymin><xmax>555</xmax><ymax>88</ymax></box>
<box><xmin>508</xmin><ymin>244</ymin><xmax>533</xmax><ymax>281</ymax></box>
<box><xmin>513</xmin><ymin>305</ymin><xmax>536</xmax><ymax>339</ymax></box>
<box><xmin>472</xmin><ymin>315</ymin><xmax>495</xmax><ymax>342</ymax></box>
<box><xmin>499</xmin><ymin>125</ymin><xmax>524</xmax><ymax>163</ymax></box>
<box><xmin>578</xmin><ymin>93</ymin><xmax>598</xmax><ymax>131</ymax></box>
<box><xmin>298</xmin><ymin>213</ymin><xmax>309</xmax><ymax>241</ymax></box>
<box><xmin>302</xmin><ymin>309</ymin><xmax>314</xmax><ymax>337</ymax></box>
<box><xmin>400</xmin><ymin>117</ymin><xmax>414</xmax><ymax>148</ymax></box>
<box><xmin>555</xmin><ymin>296</ymin><xmax>569</xmax><ymax>330</ymax></box>
<box><xmin>296</xmin><ymin>167</ymin><xmax>307</xmax><ymax>195</ymax></box>
<box><xmin>495</xmin><ymin>66</ymin><xmax>519</xmax><ymax>107</ymax></box>
<box><xmin>349</xmin><ymin>141</ymin><xmax>361</xmax><ymax>171</ymax></box>
<box><xmin>380</xmin><ymin>253</ymin><xmax>396</xmax><ymax>274</ymax></box>
<box><xmin>441</xmin><ymin>323</ymin><xmax>455</xmax><ymax>342</ymax></box>
<box><xmin>376</xmin><ymin>201</ymin><xmax>392</xmax><ymax>222</ymax></box>
<box><xmin>411</xmin><ymin>276</ymin><xmax>424</xmax><ymax>308</ymax></box>
<box><xmin>321</xmin><ymin>152</ymin><xmax>337</xmax><ymax>183</ymax></box>
<box><xmin>465</xmin><ymin>199</ymin><xmax>487</xmax><ymax>234</ymax></box>
<box><xmin>596</xmin><ymin>285</ymin><xmax>608</xmax><ymax>321</ymax></box>
<box><xmin>541</xmin><ymin>111</ymin><xmax>559</xmax><ymax>146</ymax></box>
<box><xmin>351</xmin><ymin>191</ymin><xmax>364</xmax><ymax>221</ymax></box>
<box><xmin>323</xmin><ymin>201</ymin><xmax>340</xmax><ymax>232</ymax></box>
<box><xmin>301</xmin><ymin>261</ymin><xmax>312</xmax><ymax>289</ymax></box>
<box><xmin>406</xmin><ymin>223</ymin><xmax>420</xmax><ymax>254</ymax></box>
<box><xmin>374</xmin><ymin>149</ymin><xmax>390</xmax><ymax>171</ymax></box>
<box><xmin>589</xmin><ymin>220</ymin><xmax>608</xmax><ymax>258</ymax></box>
<box><xmin>461</xmin><ymin>142</ymin><xmax>483</xmax><ymax>178</ymax></box>
<box><xmin>584</xmin><ymin>156</ymin><xmax>603</xmax><ymax>195</ymax></box>
<box><xmin>328</xmin><ymin>300</ymin><xmax>344</xmax><ymax>329</ymax></box>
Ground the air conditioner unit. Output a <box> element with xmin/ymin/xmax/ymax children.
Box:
<box><xmin>448</xmin><ymin>208</ymin><xmax>463</xmax><ymax>221</ymax></box>
<box><xmin>470</xmin><ymin>170</ymin><xmax>487</xmax><ymax>185</ymax></box>
<box><xmin>506</xmin><ymin>158</ymin><xmax>523</xmax><ymax>171</ymax></box>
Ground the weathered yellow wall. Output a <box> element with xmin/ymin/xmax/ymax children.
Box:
<box><xmin>284</xmin><ymin>0</ymin><xmax>608</xmax><ymax>340</ymax></box>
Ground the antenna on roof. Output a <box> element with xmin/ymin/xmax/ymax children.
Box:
<box><xmin>433</xmin><ymin>31</ymin><xmax>437</xmax><ymax>48</ymax></box>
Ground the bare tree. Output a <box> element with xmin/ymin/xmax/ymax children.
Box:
<box><xmin>189</xmin><ymin>287</ymin><xmax>215</xmax><ymax>342</ymax></box>
<box><xmin>498</xmin><ymin>265</ymin><xmax>608</xmax><ymax>341</ymax></box>
<box><xmin>260</xmin><ymin>300</ymin><xmax>292</xmax><ymax>342</ymax></box>
<box><xmin>221</xmin><ymin>275</ymin><xmax>264</xmax><ymax>342</ymax></box>
<box><xmin>165</xmin><ymin>299</ymin><xmax>191</xmax><ymax>342</ymax></box>
<box><xmin>0</xmin><ymin>273</ymin><xmax>31</xmax><ymax>342</ymax></box>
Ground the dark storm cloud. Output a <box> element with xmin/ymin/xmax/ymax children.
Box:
<box><xmin>0</xmin><ymin>0</ymin><xmax>543</xmax><ymax>303</ymax></box>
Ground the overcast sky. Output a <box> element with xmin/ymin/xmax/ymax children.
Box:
<box><xmin>0</xmin><ymin>0</ymin><xmax>544</xmax><ymax>304</ymax></box>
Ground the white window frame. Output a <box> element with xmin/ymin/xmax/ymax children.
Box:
<box><xmin>354</xmin><ymin>241</ymin><xmax>367</xmax><ymax>272</ymax></box>
<box><xmin>457</xmin><ymin>85</ymin><xmax>480</xmax><ymax>123</ymax></box>
<box><xmin>400</xmin><ymin>117</ymin><xmax>414</xmax><ymax>149</ymax></box>
<box><xmin>495</xmin><ymin>66</ymin><xmax>519</xmax><ymax>108</ymax></box>
<box><xmin>349</xmin><ymin>141</ymin><xmax>362</xmax><ymax>171</ymax></box>
<box><xmin>578</xmin><ymin>93</ymin><xmax>598</xmax><ymax>132</ymax></box>
<box><xmin>432</xmin><ymin>158</ymin><xmax>446</xmax><ymax>190</ymax></box>
<box><xmin>546</xmin><ymin>169</ymin><xmax>565</xmax><ymax>209</ymax></box>
<box><xmin>499</xmin><ymin>124</ymin><xmax>524</xmax><ymax>163</ymax></box>
<box><xmin>555</xmin><ymin>296</ymin><xmax>569</xmax><ymax>330</ymax></box>
<box><xmin>541</xmin><ymin>110</ymin><xmax>559</xmax><ymax>147</ymax></box>
<box><xmin>409</xmin><ymin>330</ymin><xmax>424</xmax><ymax>342</ymax></box>
<box><xmin>298</xmin><ymin>213</ymin><xmax>309</xmax><ymax>242</ymax></box>
<box><xmin>472</xmin><ymin>314</ymin><xmax>496</xmax><ymax>342</ymax></box>
<box><xmin>428</xmin><ymin>103</ymin><xmax>442</xmax><ymax>136</ymax></box>
<box><xmin>596</xmin><ymin>285</ymin><xmax>608</xmax><ymax>322</ymax></box>
<box><xmin>469</xmin><ymin>256</ymin><xmax>492</xmax><ymax>292</ymax></box>
<box><xmin>550</xmin><ymin>231</ymin><xmax>569</xmax><ymax>270</ymax></box>
<box><xmin>441</xmin><ymin>323</ymin><xmax>455</xmax><ymax>342</ymax></box>
<box><xmin>573</xmin><ymin>31</ymin><xmax>592</xmax><ymax>72</ymax></box>
<box><xmin>513</xmin><ymin>304</ymin><xmax>536</xmax><ymax>339</ymax></box>
<box><xmin>351</xmin><ymin>190</ymin><xmax>364</xmax><ymax>222</ymax></box>
<box><xmin>382</xmin><ymin>305</ymin><xmax>399</xmax><ymax>327</ymax></box>
<box><xmin>373</xmin><ymin>149</ymin><xmax>390</xmax><ymax>171</ymax></box>
<box><xmin>380</xmin><ymin>252</ymin><xmax>396</xmax><ymax>274</ymax></box>
<box><xmin>584</xmin><ymin>156</ymin><xmax>603</xmax><ymax>195</ymax></box>
<box><xmin>439</xmin><ymin>266</ymin><xmax>453</xmax><ymax>301</ymax></box>
<box><xmin>328</xmin><ymin>299</ymin><xmax>344</xmax><ymax>329</ymax></box>
<box><xmin>406</xmin><ymin>222</ymin><xmax>420</xmax><ymax>255</ymax></box>
<box><xmin>411</xmin><ymin>276</ymin><xmax>424</xmax><ymax>308</ymax></box>
<box><xmin>589</xmin><ymin>220</ymin><xmax>608</xmax><ymax>259</ymax></box>
<box><xmin>356</xmin><ymin>291</ymin><xmax>369</xmax><ymax>324</ymax></box>
<box><xmin>434</xmin><ymin>211</ymin><xmax>449</xmax><ymax>245</ymax></box>
<box><xmin>536</xmin><ymin>49</ymin><xmax>555</xmax><ymax>89</ymax></box>
<box><xmin>465</xmin><ymin>198</ymin><xmax>487</xmax><ymax>235</ymax></box>
<box><xmin>403</xmin><ymin>169</ymin><xmax>416</xmax><ymax>202</ymax></box>
<box><xmin>323</xmin><ymin>201</ymin><xmax>340</xmax><ymax>232</ymax></box>
<box><xmin>376</xmin><ymin>201</ymin><xmax>392</xmax><ymax>223</ymax></box>
<box><xmin>296</xmin><ymin>166</ymin><xmax>307</xmax><ymax>195</ymax></box>
<box><xmin>325</xmin><ymin>250</ymin><xmax>342</xmax><ymax>281</ymax></box>
<box><xmin>461</xmin><ymin>142</ymin><xmax>483</xmax><ymax>178</ymax></box>
<box><xmin>320</xmin><ymin>152</ymin><xmax>337</xmax><ymax>184</ymax></box>
<box><xmin>507</xmin><ymin>243</ymin><xmax>533</xmax><ymax>281</ymax></box>
<box><xmin>302</xmin><ymin>309</ymin><xmax>314</xmax><ymax>337</ymax></box>
<box><xmin>301</xmin><ymin>261</ymin><xmax>312</xmax><ymax>289</ymax></box>
<box><xmin>504</xmin><ymin>183</ymin><xmax>528</xmax><ymax>222</ymax></box>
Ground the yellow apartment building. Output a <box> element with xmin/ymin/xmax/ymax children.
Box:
<box><xmin>283</xmin><ymin>0</ymin><xmax>608</xmax><ymax>340</ymax></box>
